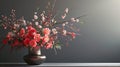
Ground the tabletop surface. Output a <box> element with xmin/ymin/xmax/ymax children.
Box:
<box><xmin>0</xmin><ymin>63</ymin><xmax>120</xmax><ymax>67</ymax></box>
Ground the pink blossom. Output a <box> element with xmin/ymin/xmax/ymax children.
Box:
<box><xmin>65</xmin><ymin>8</ymin><xmax>69</xmax><ymax>13</ymax></box>
<box><xmin>52</xmin><ymin>28</ymin><xmax>58</xmax><ymax>34</ymax></box>
<box><xmin>34</xmin><ymin>15</ymin><xmax>38</xmax><ymax>20</ymax></box>
<box><xmin>42</xmin><ymin>28</ymin><xmax>51</xmax><ymax>35</ymax></box>
<box><xmin>71</xmin><ymin>32</ymin><xmax>76</xmax><ymax>39</ymax></box>
<box><xmin>34</xmin><ymin>34</ymin><xmax>41</xmax><ymax>42</ymax></box>
<box><xmin>68</xmin><ymin>32</ymin><xmax>76</xmax><ymax>39</ymax></box>
<box><xmin>42</xmin><ymin>36</ymin><xmax>49</xmax><ymax>43</ymax></box>
<box><xmin>62</xmin><ymin>23</ymin><xmax>66</xmax><ymax>26</ymax></box>
<box><xmin>61</xmin><ymin>14</ymin><xmax>66</xmax><ymax>19</ymax></box>
<box><xmin>46</xmin><ymin>42</ymin><xmax>53</xmax><ymax>49</ymax></box>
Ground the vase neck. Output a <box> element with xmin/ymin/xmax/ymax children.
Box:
<box><xmin>28</xmin><ymin>47</ymin><xmax>41</xmax><ymax>55</ymax></box>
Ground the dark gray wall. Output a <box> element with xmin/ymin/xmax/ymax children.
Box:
<box><xmin>0</xmin><ymin>0</ymin><xmax>120</xmax><ymax>63</ymax></box>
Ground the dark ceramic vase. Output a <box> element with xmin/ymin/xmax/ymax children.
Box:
<box><xmin>23</xmin><ymin>46</ymin><xmax>46</xmax><ymax>65</ymax></box>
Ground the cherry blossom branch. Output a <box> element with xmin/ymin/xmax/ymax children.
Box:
<box><xmin>53</xmin><ymin>15</ymin><xmax>86</xmax><ymax>26</ymax></box>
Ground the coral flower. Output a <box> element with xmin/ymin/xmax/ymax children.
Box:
<box><xmin>29</xmin><ymin>40</ymin><xmax>37</xmax><ymax>47</ymax></box>
<box><xmin>42</xmin><ymin>28</ymin><xmax>51</xmax><ymax>35</ymax></box>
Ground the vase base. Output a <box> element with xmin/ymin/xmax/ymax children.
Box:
<box><xmin>23</xmin><ymin>55</ymin><xmax>46</xmax><ymax>65</ymax></box>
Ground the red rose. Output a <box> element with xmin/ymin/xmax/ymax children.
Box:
<box><xmin>28</xmin><ymin>30</ymin><xmax>36</xmax><ymax>37</ymax></box>
<box><xmin>27</xmin><ymin>26</ymin><xmax>37</xmax><ymax>38</ymax></box>
<box><xmin>29</xmin><ymin>40</ymin><xmax>37</xmax><ymax>47</ymax></box>
<box><xmin>23</xmin><ymin>38</ymin><xmax>30</xmax><ymax>47</ymax></box>
<box><xmin>42</xmin><ymin>28</ymin><xmax>51</xmax><ymax>35</ymax></box>
<box><xmin>27</xmin><ymin>26</ymin><xmax>36</xmax><ymax>32</ymax></box>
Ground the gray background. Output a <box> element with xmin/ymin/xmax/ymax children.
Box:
<box><xmin>0</xmin><ymin>0</ymin><xmax>120</xmax><ymax>63</ymax></box>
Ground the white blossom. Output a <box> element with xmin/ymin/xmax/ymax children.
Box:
<box><xmin>52</xmin><ymin>28</ymin><xmax>58</xmax><ymax>34</ymax></box>
<box><xmin>34</xmin><ymin>15</ymin><xmax>38</xmax><ymax>20</ymax></box>
<box><xmin>65</xmin><ymin>8</ymin><xmax>69</xmax><ymax>13</ymax></box>
<box><xmin>62</xmin><ymin>23</ymin><xmax>66</xmax><ymax>26</ymax></box>
<box><xmin>38</xmin><ymin>25</ymin><xmax>42</xmax><ymax>28</ymax></box>
<box><xmin>62</xmin><ymin>13</ymin><xmax>66</xmax><ymax>19</ymax></box>
<box><xmin>35</xmin><ymin>22</ymin><xmax>39</xmax><ymax>25</ymax></box>
<box><xmin>42</xmin><ymin>16</ymin><xmax>45</xmax><ymax>22</ymax></box>
<box><xmin>76</xmin><ymin>19</ymin><xmax>79</xmax><ymax>22</ymax></box>
<box><xmin>71</xmin><ymin>18</ymin><xmax>76</xmax><ymax>22</ymax></box>
<box><xmin>62</xmin><ymin>30</ymin><xmax>67</xmax><ymax>36</ymax></box>
<box><xmin>34</xmin><ymin>12</ymin><xmax>37</xmax><ymax>14</ymax></box>
<box><xmin>65</xmin><ymin>22</ymin><xmax>68</xmax><ymax>24</ymax></box>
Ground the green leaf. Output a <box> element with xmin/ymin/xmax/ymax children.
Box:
<box><xmin>55</xmin><ymin>45</ymin><xmax>61</xmax><ymax>50</ymax></box>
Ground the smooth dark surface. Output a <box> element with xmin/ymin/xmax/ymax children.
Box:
<box><xmin>0</xmin><ymin>0</ymin><xmax>120</xmax><ymax>63</ymax></box>
<box><xmin>0</xmin><ymin>63</ymin><xmax>120</xmax><ymax>67</ymax></box>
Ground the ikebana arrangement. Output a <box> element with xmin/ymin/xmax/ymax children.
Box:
<box><xmin>0</xmin><ymin>0</ymin><xmax>82</xmax><ymax>65</ymax></box>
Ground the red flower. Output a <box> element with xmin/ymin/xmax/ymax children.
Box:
<box><xmin>71</xmin><ymin>32</ymin><xmax>76</xmax><ymax>39</ymax></box>
<box><xmin>27</xmin><ymin>26</ymin><xmax>33</xmax><ymax>30</ymax></box>
<box><xmin>46</xmin><ymin>42</ymin><xmax>53</xmax><ymax>49</ymax></box>
<box><xmin>12</xmin><ymin>39</ymin><xmax>20</xmax><ymax>47</ymax></box>
<box><xmin>2</xmin><ymin>39</ymin><xmax>8</xmax><ymax>44</ymax></box>
<box><xmin>23</xmin><ymin>38</ymin><xmax>30</xmax><ymax>47</ymax></box>
<box><xmin>34</xmin><ymin>34</ymin><xmax>41</xmax><ymax>42</ymax></box>
<box><xmin>6</xmin><ymin>32</ymin><xmax>13</xmax><ymax>40</ymax></box>
<box><xmin>28</xmin><ymin>27</ymin><xmax>37</xmax><ymax>38</ymax></box>
<box><xmin>27</xmin><ymin>26</ymin><xmax>36</xmax><ymax>32</ymax></box>
<box><xmin>29</xmin><ymin>40</ymin><xmax>37</xmax><ymax>47</ymax></box>
<box><xmin>42</xmin><ymin>28</ymin><xmax>51</xmax><ymax>35</ymax></box>
<box><xmin>19</xmin><ymin>28</ymin><xmax>25</xmax><ymax>37</ymax></box>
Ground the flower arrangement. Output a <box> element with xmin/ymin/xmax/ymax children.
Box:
<box><xmin>0</xmin><ymin>1</ymin><xmax>82</xmax><ymax>51</ymax></box>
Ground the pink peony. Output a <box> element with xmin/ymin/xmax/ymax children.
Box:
<box><xmin>42</xmin><ymin>28</ymin><xmax>51</xmax><ymax>35</ymax></box>
<box><xmin>34</xmin><ymin>34</ymin><xmax>41</xmax><ymax>42</ymax></box>
<box><xmin>42</xmin><ymin>36</ymin><xmax>49</xmax><ymax>43</ymax></box>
